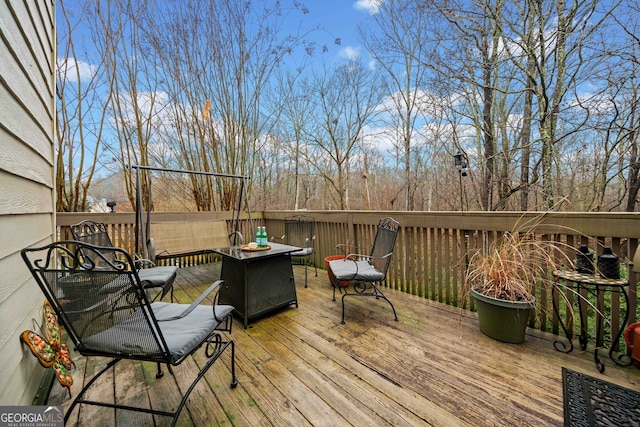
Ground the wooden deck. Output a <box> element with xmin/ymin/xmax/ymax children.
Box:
<box><xmin>49</xmin><ymin>262</ymin><xmax>640</xmax><ymax>426</ymax></box>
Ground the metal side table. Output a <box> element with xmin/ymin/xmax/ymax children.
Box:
<box><xmin>553</xmin><ymin>270</ymin><xmax>633</xmax><ymax>372</ymax></box>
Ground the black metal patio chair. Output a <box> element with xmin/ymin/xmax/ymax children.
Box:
<box><xmin>328</xmin><ymin>217</ymin><xmax>400</xmax><ymax>324</ymax></box>
<box><xmin>21</xmin><ymin>240</ymin><xmax>237</xmax><ymax>426</ymax></box>
<box><xmin>273</xmin><ymin>215</ymin><xmax>318</xmax><ymax>287</ymax></box>
<box><xmin>70</xmin><ymin>220</ymin><xmax>176</xmax><ymax>302</ymax></box>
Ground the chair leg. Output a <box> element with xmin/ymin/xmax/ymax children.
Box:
<box><xmin>310</xmin><ymin>253</ymin><xmax>317</xmax><ymax>277</ymax></box>
<box><xmin>332</xmin><ymin>277</ymin><xmax>343</xmax><ymax>301</ymax></box>
<box><xmin>65</xmin><ymin>358</ymin><xmax>120</xmax><ymax>424</ymax></box>
<box><xmin>329</xmin><ymin>268</ymin><xmax>346</xmax><ymax>302</ymax></box>
<box><xmin>341</xmin><ymin>293</ymin><xmax>347</xmax><ymax>324</ymax></box>
<box><xmin>173</xmin><ymin>340</ymin><xmax>236</xmax><ymax>426</ymax></box>
<box><xmin>67</xmin><ymin>342</ymin><xmax>236</xmax><ymax>426</ymax></box>
<box><xmin>304</xmin><ymin>261</ymin><xmax>308</xmax><ymax>288</ymax></box>
<box><xmin>156</xmin><ymin>362</ymin><xmax>164</xmax><ymax>378</ymax></box>
<box><xmin>162</xmin><ymin>280</ymin><xmax>175</xmax><ymax>303</ymax></box>
<box><xmin>229</xmin><ymin>340</ymin><xmax>238</xmax><ymax>388</ymax></box>
<box><xmin>340</xmin><ymin>283</ymin><xmax>398</xmax><ymax>324</ymax></box>
<box><xmin>372</xmin><ymin>283</ymin><xmax>398</xmax><ymax>321</ymax></box>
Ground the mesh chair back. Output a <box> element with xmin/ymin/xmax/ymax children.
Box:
<box><xmin>21</xmin><ymin>241</ymin><xmax>169</xmax><ymax>361</ymax></box>
<box><xmin>369</xmin><ymin>217</ymin><xmax>400</xmax><ymax>275</ymax></box>
<box><xmin>69</xmin><ymin>220</ymin><xmax>119</xmax><ymax>265</ymax></box>
<box><xmin>284</xmin><ymin>215</ymin><xmax>315</xmax><ymax>249</ymax></box>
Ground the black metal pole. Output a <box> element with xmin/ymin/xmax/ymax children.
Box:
<box><xmin>135</xmin><ymin>167</ymin><xmax>141</xmax><ymax>255</ymax></box>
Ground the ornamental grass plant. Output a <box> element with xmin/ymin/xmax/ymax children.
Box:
<box><xmin>464</xmin><ymin>213</ymin><xmax>578</xmax><ymax>304</ymax></box>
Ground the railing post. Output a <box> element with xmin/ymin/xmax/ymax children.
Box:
<box><xmin>347</xmin><ymin>213</ymin><xmax>355</xmax><ymax>247</ymax></box>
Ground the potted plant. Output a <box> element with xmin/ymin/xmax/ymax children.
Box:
<box><xmin>464</xmin><ymin>216</ymin><xmax>574</xmax><ymax>344</ymax></box>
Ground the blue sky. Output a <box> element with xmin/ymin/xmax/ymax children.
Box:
<box><xmin>286</xmin><ymin>0</ymin><xmax>381</xmax><ymax>64</ymax></box>
<box><xmin>301</xmin><ymin>0</ymin><xmax>380</xmax><ymax>42</ymax></box>
<box><xmin>61</xmin><ymin>0</ymin><xmax>382</xmax><ymax>81</ymax></box>
<box><xmin>57</xmin><ymin>0</ymin><xmax>392</xmax><ymax>178</ymax></box>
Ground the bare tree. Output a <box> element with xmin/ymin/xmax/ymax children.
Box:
<box><xmin>613</xmin><ymin>3</ymin><xmax>640</xmax><ymax>212</ymax></box>
<box><xmin>304</xmin><ymin>59</ymin><xmax>385</xmax><ymax>210</ymax></box>
<box><xmin>428</xmin><ymin>0</ymin><xmax>505</xmax><ymax>210</ymax></box>
<box><xmin>270</xmin><ymin>71</ymin><xmax>316</xmax><ymax>210</ymax></box>
<box><xmin>501</xmin><ymin>0</ymin><xmax>617</xmax><ymax>209</ymax></box>
<box><xmin>146</xmin><ymin>0</ymin><xmax>312</xmax><ymax>211</ymax></box>
<box><xmin>57</xmin><ymin>0</ymin><xmax>640</xmax><ymax>213</ymax></box>
<box><xmin>87</xmin><ymin>0</ymin><xmax>164</xmax><ymax>210</ymax></box>
<box><xmin>70</xmin><ymin>0</ymin><xmax>313</xmax><ymax>212</ymax></box>
<box><xmin>56</xmin><ymin>1</ymin><xmax>113</xmax><ymax>212</ymax></box>
<box><xmin>360</xmin><ymin>0</ymin><xmax>434</xmax><ymax>210</ymax></box>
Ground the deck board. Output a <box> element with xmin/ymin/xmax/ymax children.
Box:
<box><xmin>49</xmin><ymin>262</ymin><xmax>640</xmax><ymax>426</ymax></box>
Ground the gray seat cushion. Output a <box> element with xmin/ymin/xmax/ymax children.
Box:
<box><xmin>138</xmin><ymin>266</ymin><xmax>177</xmax><ymax>288</ymax></box>
<box><xmin>329</xmin><ymin>259</ymin><xmax>385</xmax><ymax>282</ymax></box>
<box><xmin>291</xmin><ymin>248</ymin><xmax>313</xmax><ymax>256</ymax></box>
<box><xmin>92</xmin><ymin>267</ymin><xmax>174</xmax><ymax>301</ymax></box>
<box><xmin>82</xmin><ymin>302</ymin><xmax>233</xmax><ymax>362</ymax></box>
<box><xmin>152</xmin><ymin>302</ymin><xmax>233</xmax><ymax>359</ymax></box>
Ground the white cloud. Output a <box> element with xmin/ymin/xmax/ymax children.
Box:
<box><xmin>568</xmin><ymin>89</ymin><xmax>614</xmax><ymax>116</ymax></box>
<box><xmin>353</xmin><ymin>0</ymin><xmax>383</xmax><ymax>15</ymax></box>
<box><xmin>56</xmin><ymin>57</ymin><xmax>97</xmax><ymax>83</ymax></box>
<box><xmin>339</xmin><ymin>46</ymin><xmax>361</xmax><ymax>60</ymax></box>
<box><xmin>359</xmin><ymin>124</ymin><xmax>395</xmax><ymax>153</ymax></box>
<box><xmin>119</xmin><ymin>91</ymin><xmax>172</xmax><ymax>124</ymax></box>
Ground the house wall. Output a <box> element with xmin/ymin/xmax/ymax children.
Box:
<box><xmin>0</xmin><ymin>0</ymin><xmax>56</xmax><ymax>405</ymax></box>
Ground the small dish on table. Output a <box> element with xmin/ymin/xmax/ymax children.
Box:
<box><xmin>241</xmin><ymin>243</ymin><xmax>271</xmax><ymax>251</ymax></box>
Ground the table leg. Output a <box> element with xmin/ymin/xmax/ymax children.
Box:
<box><xmin>593</xmin><ymin>284</ymin><xmax>606</xmax><ymax>373</ymax></box>
<box><xmin>593</xmin><ymin>284</ymin><xmax>632</xmax><ymax>372</ymax></box>
<box><xmin>553</xmin><ymin>279</ymin><xmax>575</xmax><ymax>353</ymax></box>
<box><xmin>578</xmin><ymin>282</ymin><xmax>589</xmax><ymax>351</ymax></box>
<box><xmin>553</xmin><ymin>271</ymin><xmax>632</xmax><ymax>373</ymax></box>
<box><xmin>609</xmin><ymin>285</ymin><xmax>633</xmax><ymax>368</ymax></box>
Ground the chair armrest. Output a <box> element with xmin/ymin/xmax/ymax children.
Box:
<box><xmin>156</xmin><ymin>280</ymin><xmax>226</xmax><ymax>321</ymax></box>
<box><xmin>270</xmin><ymin>234</ymin><xmax>286</xmax><ymax>243</ymax></box>
<box><xmin>343</xmin><ymin>252</ymin><xmax>368</xmax><ymax>261</ymax></box>
<box><xmin>134</xmin><ymin>257</ymin><xmax>157</xmax><ymax>269</ymax></box>
<box><xmin>343</xmin><ymin>252</ymin><xmax>393</xmax><ymax>262</ymax></box>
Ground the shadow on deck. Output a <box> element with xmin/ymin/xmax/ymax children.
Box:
<box><xmin>49</xmin><ymin>262</ymin><xmax>640</xmax><ymax>426</ymax></box>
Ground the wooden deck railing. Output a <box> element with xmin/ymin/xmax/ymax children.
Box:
<box><xmin>56</xmin><ymin>211</ymin><xmax>258</xmax><ymax>266</ymax></box>
<box><xmin>57</xmin><ymin>210</ymin><xmax>640</xmax><ymax>344</ymax></box>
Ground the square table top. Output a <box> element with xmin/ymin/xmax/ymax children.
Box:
<box><xmin>213</xmin><ymin>242</ymin><xmax>302</xmax><ymax>262</ymax></box>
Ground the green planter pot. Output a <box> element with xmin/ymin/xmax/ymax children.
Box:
<box><xmin>471</xmin><ymin>288</ymin><xmax>535</xmax><ymax>344</ymax></box>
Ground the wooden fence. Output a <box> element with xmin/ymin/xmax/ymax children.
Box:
<box><xmin>57</xmin><ymin>210</ymin><xmax>640</xmax><ymax>345</ymax></box>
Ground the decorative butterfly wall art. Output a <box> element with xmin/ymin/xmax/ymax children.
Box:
<box><xmin>20</xmin><ymin>300</ymin><xmax>75</xmax><ymax>397</ymax></box>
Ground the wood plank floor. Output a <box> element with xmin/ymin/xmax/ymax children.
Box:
<box><xmin>49</xmin><ymin>262</ymin><xmax>640</xmax><ymax>426</ymax></box>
